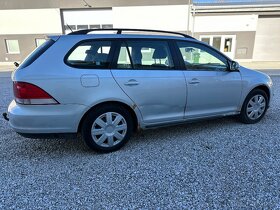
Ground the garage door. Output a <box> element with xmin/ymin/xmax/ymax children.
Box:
<box><xmin>253</xmin><ymin>16</ymin><xmax>280</xmax><ymax>61</ymax></box>
<box><xmin>62</xmin><ymin>9</ymin><xmax>113</xmax><ymax>34</ymax></box>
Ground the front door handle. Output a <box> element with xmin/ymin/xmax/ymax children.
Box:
<box><xmin>189</xmin><ymin>78</ymin><xmax>200</xmax><ymax>85</ymax></box>
<box><xmin>124</xmin><ymin>79</ymin><xmax>139</xmax><ymax>86</ymax></box>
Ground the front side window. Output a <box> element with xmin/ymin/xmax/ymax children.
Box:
<box><xmin>5</xmin><ymin>39</ymin><xmax>20</xmax><ymax>54</ymax></box>
<box><xmin>116</xmin><ymin>40</ymin><xmax>174</xmax><ymax>70</ymax></box>
<box><xmin>176</xmin><ymin>41</ymin><xmax>228</xmax><ymax>71</ymax></box>
<box><xmin>66</xmin><ymin>40</ymin><xmax>112</xmax><ymax>69</ymax></box>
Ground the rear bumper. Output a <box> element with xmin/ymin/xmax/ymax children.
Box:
<box><xmin>7</xmin><ymin>100</ymin><xmax>87</xmax><ymax>134</ymax></box>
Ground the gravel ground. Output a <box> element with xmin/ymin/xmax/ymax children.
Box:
<box><xmin>0</xmin><ymin>75</ymin><xmax>280</xmax><ymax>209</ymax></box>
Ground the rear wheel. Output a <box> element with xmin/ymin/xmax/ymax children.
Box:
<box><xmin>239</xmin><ymin>89</ymin><xmax>268</xmax><ymax>124</ymax></box>
<box><xmin>81</xmin><ymin>105</ymin><xmax>133</xmax><ymax>152</ymax></box>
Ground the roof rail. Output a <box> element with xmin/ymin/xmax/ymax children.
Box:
<box><xmin>67</xmin><ymin>28</ymin><xmax>195</xmax><ymax>39</ymax></box>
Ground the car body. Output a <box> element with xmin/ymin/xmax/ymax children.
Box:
<box><xmin>5</xmin><ymin>29</ymin><xmax>273</xmax><ymax>152</ymax></box>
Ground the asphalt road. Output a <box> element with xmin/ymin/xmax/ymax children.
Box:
<box><xmin>1</xmin><ymin>76</ymin><xmax>280</xmax><ymax>209</ymax></box>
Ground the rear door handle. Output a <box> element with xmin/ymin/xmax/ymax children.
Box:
<box><xmin>124</xmin><ymin>79</ymin><xmax>139</xmax><ymax>86</ymax></box>
<box><xmin>189</xmin><ymin>78</ymin><xmax>200</xmax><ymax>85</ymax></box>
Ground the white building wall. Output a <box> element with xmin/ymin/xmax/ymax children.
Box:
<box><xmin>112</xmin><ymin>5</ymin><xmax>189</xmax><ymax>31</ymax></box>
<box><xmin>194</xmin><ymin>15</ymin><xmax>258</xmax><ymax>32</ymax></box>
<box><xmin>0</xmin><ymin>9</ymin><xmax>62</xmax><ymax>35</ymax></box>
<box><xmin>63</xmin><ymin>9</ymin><xmax>113</xmax><ymax>25</ymax></box>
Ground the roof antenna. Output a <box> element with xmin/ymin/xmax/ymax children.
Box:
<box><xmin>66</xmin><ymin>24</ymin><xmax>73</xmax><ymax>33</ymax></box>
<box><xmin>83</xmin><ymin>0</ymin><xmax>92</xmax><ymax>7</ymax></box>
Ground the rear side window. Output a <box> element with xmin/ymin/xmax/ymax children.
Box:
<box><xmin>19</xmin><ymin>39</ymin><xmax>55</xmax><ymax>69</ymax></box>
<box><xmin>66</xmin><ymin>40</ymin><xmax>112</xmax><ymax>69</ymax></box>
<box><xmin>116</xmin><ymin>40</ymin><xmax>174</xmax><ymax>70</ymax></box>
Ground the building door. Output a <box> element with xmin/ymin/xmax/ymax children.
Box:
<box><xmin>62</xmin><ymin>9</ymin><xmax>113</xmax><ymax>34</ymax></box>
<box><xmin>200</xmin><ymin>35</ymin><xmax>236</xmax><ymax>59</ymax></box>
<box><xmin>253</xmin><ymin>16</ymin><xmax>280</xmax><ymax>61</ymax></box>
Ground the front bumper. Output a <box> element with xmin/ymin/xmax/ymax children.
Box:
<box><xmin>7</xmin><ymin>100</ymin><xmax>87</xmax><ymax>134</ymax></box>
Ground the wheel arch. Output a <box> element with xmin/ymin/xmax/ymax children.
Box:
<box><xmin>77</xmin><ymin>101</ymin><xmax>140</xmax><ymax>133</ymax></box>
<box><xmin>249</xmin><ymin>84</ymin><xmax>270</xmax><ymax>101</ymax></box>
<box><xmin>241</xmin><ymin>84</ymin><xmax>271</xmax><ymax>108</ymax></box>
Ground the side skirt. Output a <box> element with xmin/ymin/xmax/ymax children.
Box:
<box><xmin>143</xmin><ymin>112</ymin><xmax>240</xmax><ymax>130</ymax></box>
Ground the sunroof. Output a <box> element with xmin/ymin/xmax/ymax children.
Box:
<box><xmin>193</xmin><ymin>0</ymin><xmax>280</xmax><ymax>6</ymax></box>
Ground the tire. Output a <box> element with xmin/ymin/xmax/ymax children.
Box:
<box><xmin>81</xmin><ymin>105</ymin><xmax>134</xmax><ymax>152</ymax></box>
<box><xmin>239</xmin><ymin>89</ymin><xmax>268</xmax><ymax>124</ymax></box>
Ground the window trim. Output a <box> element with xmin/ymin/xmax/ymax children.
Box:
<box><xmin>111</xmin><ymin>38</ymin><xmax>181</xmax><ymax>71</ymax></box>
<box><xmin>115</xmin><ymin>42</ymin><xmax>134</xmax><ymax>70</ymax></box>
<box><xmin>173</xmin><ymin>40</ymin><xmax>232</xmax><ymax>72</ymax></box>
<box><xmin>63</xmin><ymin>38</ymin><xmax>234</xmax><ymax>71</ymax></box>
<box><xmin>64</xmin><ymin>39</ymin><xmax>118</xmax><ymax>69</ymax></box>
<box><xmin>5</xmin><ymin>39</ymin><xmax>20</xmax><ymax>54</ymax></box>
<box><xmin>124</xmin><ymin>42</ymin><xmax>134</xmax><ymax>69</ymax></box>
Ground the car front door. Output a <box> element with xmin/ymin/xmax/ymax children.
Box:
<box><xmin>175</xmin><ymin>41</ymin><xmax>242</xmax><ymax>119</ymax></box>
<box><xmin>111</xmin><ymin>39</ymin><xmax>187</xmax><ymax>124</ymax></box>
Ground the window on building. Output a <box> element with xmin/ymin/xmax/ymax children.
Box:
<box><xmin>224</xmin><ymin>38</ymin><xmax>233</xmax><ymax>52</ymax></box>
<box><xmin>64</xmin><ymin>25</ymin><xmax>76</xmax><ymax>31</ymax></box>
<box><xmin>201</xmin><ymin>37</ymin><xmax>210</xmax><ymax>45</ymax></box>
<box><xmin>200</xmin><ymin>35</ymin><xmax>235</xmax><ymax>55</ymax></box>
<box><xmin>77</xmin><ymin>25</ymin><xmax>89</xmax><ymax>30</ymax></box>
<box><xmin>102</xmin><ymin>24</ymin><xmax>113</xmax><ymax>29</ymax></box>
<box><xmin>5</xmin><ymin>40</ymin><xmax>20</xmax><ymax>54</ymax></box>
<box><xmin>35</xmin><ymin>38</ymin><xmax>46</xmax><ymax>47</ymax></box>
<box><xmin>90</xmin><ymin>25</ymin><xmax>101</xmax><ymax>29</ymax></box>
<box><xmin>66</xmin><ymin>40</ymin><xmax>112</xmax><ymax>69</ymax></box>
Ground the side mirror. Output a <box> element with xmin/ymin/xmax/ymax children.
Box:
<box><xmin>230</xmin><ymin>61</ymin><xmax>240</xmax><ymax>71</ymax></box>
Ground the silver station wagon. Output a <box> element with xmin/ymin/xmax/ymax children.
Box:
<box><xmin>3</xmin><ymin>29</ymin><xmax>273</xmax><ymax>152</ymax></box>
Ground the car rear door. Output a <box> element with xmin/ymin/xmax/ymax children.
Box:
<box><xmin>111</xmin><ymin>39</ymin><xmax>187</xmax><ymax>124</ymax></box>
<box><xmin>175</xmin><ymin>40</ymin><xmax>242</xmax><ymax>119</ymax></box>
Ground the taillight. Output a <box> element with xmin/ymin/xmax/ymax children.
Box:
<box><xmin>13</xmin><ymin>82</ymin><xmax>59</xmax><ymax>105</ymax></box>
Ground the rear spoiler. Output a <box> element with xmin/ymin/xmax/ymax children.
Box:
<box><xmin>48</xmin><ymin>35</ymin><xmax>61</xmax><ymax>42</ymax></box>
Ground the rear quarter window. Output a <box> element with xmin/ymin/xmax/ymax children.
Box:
<box><xmin>65</xmin><ymin>40</ymin><xmax>112</xmax><ymax>69</ymax></box>
<box><xmin>18</xmin><ymin>39</ymin><xmax>55</xmax><ymax>70</ymax></box>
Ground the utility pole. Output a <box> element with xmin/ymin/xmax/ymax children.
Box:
<box><xmin>187</xmin><ymin>0</ymin><xmax>191</xmax><ymax>35</ymax></box>
<box><xmin>192</xmin><ymin>6</ymin><xmax>195</xmax><ymax>37</ymax></box>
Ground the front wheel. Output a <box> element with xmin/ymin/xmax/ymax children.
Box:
<box><xmin>239</xmin><ymin>89</ymin><xmax>268</xmax><ymax>124</ymax></box>
<box><xmin>81</xmin><ymin>105</ymin><xmax>133</xmax><ymax>152</ymax></box>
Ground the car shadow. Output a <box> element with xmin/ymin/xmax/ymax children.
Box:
<box><xmin>2</xmin><ymin>113</ymin><xmax>272</xmax><ymax>158</ymax></box>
